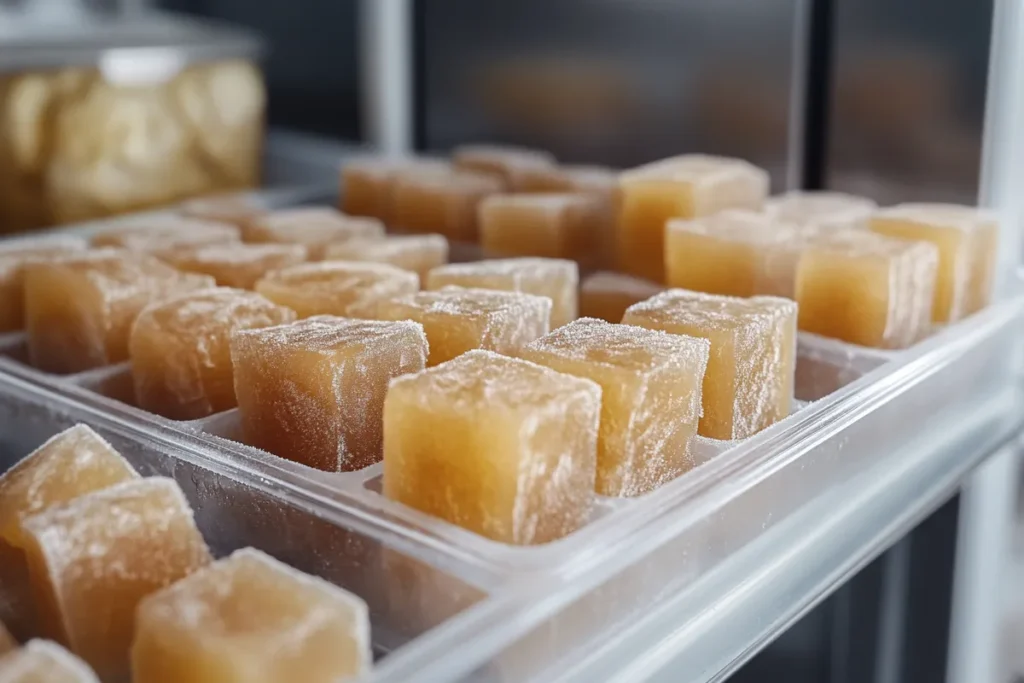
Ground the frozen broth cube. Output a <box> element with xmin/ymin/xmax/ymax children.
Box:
<box><xmin>0</xmin><ymin>640</ymin><xmax>98</xmax><ymax>682</ymax></box>
<box><xmin>618</xmin><ymin>155</ymin><xmax>769</xmax><ymax>281</ymax></box>
<box><xmin>180</xmin><ymin>194</ymin><xmax>267</xmax><ymax>227</ymax></box>
<box><xmin>516</xmin><ymin>164</ymin><xmax>618</xmax><ymax>196</ymax></box>
<box><xmin>452</xmin><ymin>144</ymin><xmax>557</xmax><ymax>188</ymax></box>
<box><xmin>0</xmin><ymin>236</ymin><xmax>86</xmax><ymax>333</ymax></box>
<box><xmin>427</xmin><ymin>258</ymin><xmax>578</xmax><ymax>329</ymax></box>
<box><xmin>0</xmin><ymin>425</ymin><xmax>138</xmax><ymax>639</ymax></box>
<box><xmin>157</xmin><ymin>242</ymin><xmax>308</xmax><ymax>290</ymax></box>
<box><xmin>520</xmin><ymin>319</ymin><xmax>709</xmax><ymax>496</ymax></box>
<box><xmin>665</xmin><ymin>210</ymin><xmax>807</xmax><ymax>298</ymax></box>
<box><xmin>870</xmin><ymin>203</ymin><xmax>998</xmax><ymax>321</ymax></box>
<box><xmin>371</xmin><ymin>287</ymin><xmax>551</xmax><ymax>366</ymax></box>
<box><xmin>24</xmin><ymin>250</ymin><xmax>215</xmax><ymax>374</ymax></box>
<box><xmin>231</xmin><ymin>316</ymin><xmax>428</xmax><ymax>471</ymax></box>
<box><xmin>383</xmin><ymin>350</ymin><xmax>600</xmax><ymax>544</ymax></box>
<box><xmin>18</xmin><ymin>478</ymin><xmax>211</xmax><ymax>680</ymax></box>
<box><xmin>256</xmin><ymin>261</ymin><xmax>419</xmax><ymax>319</ymax></box>
<box><xmin>340</xmin><ymin>156</ymin><xmax>449</xmax><ymax>222</ymax></box>
<box><xmin>579</xmin><ymin>272</ymin><xmax>662</xmax><ymax>323</ymax></box>
<box><xmin>795</xmin><ymin>230</ymin><xmax>938</xmax><ymax>349</ymax></box>
<box><xmin>132</xmin><ymin>548</ymin><xmax>371</xmax><ymax>683</ymax></box>
<box><xmin>324</xmin><ymin>234</ymin><xmax>448</xmax><ymax>279</ymax></box>
<box><xmin>390</xmin><ymin>168</ymin><xmax>503</xmax><ymax>241</ymax></box>
<box><xmin>130</xmin><ymin>288</ymin><xmax>296</xmax><ymax>420</ymax></box>
<box><xmin>765</xmin><ymin>191</ymin><xmax>876</xmax><ymax>232</ymax></box>
<box><xmin>623</xmin><ymin>290</ymin><xmax>797</xmax><ymax>440</ymax></box>
<box><xmin>242</xmin><ymin>207</ymin><xmax>385</xmax><ymax>260</ymax></box>
<box><xmin>91</xmin><ymin>216</ymin><xmax>240</xmax><ymax>252</ymax></box>
<box><xmin>479</xmin><ymin>193</ymin><xmax>607</xmax><ymax>266</ymax></box>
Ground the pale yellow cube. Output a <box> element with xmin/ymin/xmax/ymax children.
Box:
<box><xmin>579</xmin><ymin>272</ymin><xmax>662</xmax><ymax>323</ymax></box>
<box><xmin>180</xmin><ymin>195</ymin><xmax>267</xmax><ymax>227</ymax></box>
<box><xmin>323</xmin><ymin>234</ymin><xmax>448</xmax><ymax>279</ymax></box>
<box><xmin>479</xmin><ymin>193</ymin><xmax>607</xmax><ymax>266</ymax></box>
<box><xmin>91</xmin><ymin>216</ymin><xmax>241</xmax><ymax>252</ymax></box>
<box><xmin>242</xmin><ymin>207</ymin><xmax>385</xmax><ymax>260</ymax></box>
<box><xmin>340</xmin><ymin>157</ymin><xmax>449</xmax><ymax>223</ymax></box>
<box><xmin>0</xmin><ymin>640</ymin><xmax>98</xmax><ymax>682</ymax></box>
<box><xmin>452</xmin><ymin>144</ymin><xmax>556</xmax><ymax>188</ymax></box>
<box><xmin>390</xmin><ymin>168</ymin><xmax>503</xmax><ymax>241</ymax></box>
<box><xmin>256</xmin><ymin>261</ymin><xmax>419</xmax><ymax>319</ymax></box>
<box><xmin>516</xmin><ymin>164</ymin><xmax>617</xmax><ymax>196</ymax></box>
<box><xmin>156</xmin><ymin>243</ymin><xmax>308</xmax><ymax>290</ymax></box>
<box><xmin>764</xmin><ymin>191</ymin><xmax>876</xmax><ymax>232</ymax></box>
<box><xmin>0</xmin><ymin>236</ymin><xmax>86</xmax><ymax>333</ymax></box>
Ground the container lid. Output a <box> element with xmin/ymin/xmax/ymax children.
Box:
<box><xmin>0</xmin><ymin>10</ymin><xmax>263</xmax><ymax>77</ymax></box>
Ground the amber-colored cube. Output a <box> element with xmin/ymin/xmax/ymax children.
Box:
<box><xmin>90</xmin><ymin>216</ymin><xmax>241</xmax><ymax>252</ymax></box>
<box><xmin>242</xmin><ymin>207</ymin><xmax>385</xmax><ymax>260</ymax></box>
<box><xmin>516</xmin><ymin>164</ymin><xmax>617</xmax><ymax>196</ymax></box>
<box><xmin>179</xmin><ymin>194</ymin><xmax>267</xmax><ymax>227</ymax></box>
<box><xmin>156</xmin><ymin>243</ymin><xmax>308</xmax><ymax>290</ymax></box>
<box><xmin>0</xmin><ymin>425</ymin><xmax>138</xmax><ymax>640</ymax></box>
<box><xmin>764</xmin><ymin>191</ymin><xmax>876</xmax><ymax>232</ymax></box>
<box><xmin>426</xmin><ymin>258</ymin><xmax>578</xmax><ymax>329</ymax></box>
<box><xmin>232</xmin><ymin>316</ymin><xmax>428</xmax><ymax>471</ymax></box>
<box><xmin>390</xmin><ymin>168</ymin><xmax>503</xmax><ymax>241</ymax></box>
<box><xmin>795</xmin><ymin>230</ymin><xmax>938</xmax><ymax>349</ymax></box>
<box><xmin>665</xmin><ymin>210</ymin><xmax>807</xmax><ymax>298</ymax></box>
<box><xmin>383</xmin><ymin>349</ymin><xmax>600</xmax><ymax>544</ymax></box>
<box><xmin>0</xmin><ymin>236</ymin><xmax>86</xmax><ymax>333</ymax></box>
<box><xmin>579</xmin><ymin>272</ymin><xmax>662</xmax><ymax>323</ymax></box>
<box><xmin>0</xmin><ymin>640</ymin><xmax>98</xmax><ymax>681</ymax></box>
<box><xmin>870</xmin><ymin>203</ymin><xmax>998</xmax><ymax>321</ymax></box>
<box><xmin>19</xmin><ymin>478</ymin><xmax>211</xmax><ymax>680</ymax></box>
<box><xmin>479</xmin><ymin>193</ymin><xmax>607</xmax><ymax>266</ymax></box>
<box><xmin>371</xmin><ymin>286</ymin><xmax>551</xmax><ymax>366</ymax></box>
<box><xmin>623</xmin><ymin>290</ymin><xmax>797</xmax><ymax>440</ymax></box>
<box><xmin>617</xmin><ymin>155</ymin><xmax>769</xmax><ymax>281</ymax></box>
<box><xmin>0</xmin><ymin>623</ymin><xmax>12</xmax><ymax>655</ymax></box>
<box><xmin>340</xmin><ymin>157</ymin><xmax>449</xmax><ymax>223</ymax></box>
<box><xmin>130</xmin><ymin>288</ymin><xmax>296</xmax><ymax>420</ymax></box>
<box><xmin>132</xmin><ymin>548</ymin><xmax>371</xmax><ymax>683</ymax></box>
<box><xmin>255</xmin><ymin>262</ymin><xmax>419</xmax><ymax>319</ymax></box>
<box><xmin>323</xmin><ymin>234</ymin><xmax>448</xmax><ymax>279</ymax></box>
<box><xmin>452</xmin><ymin>144</ymin><xmax>556</xmax><ymax>188</ymax></box>
<box><xmin>24</xmin><ymin>251</ymin><xmax>215</xmax><ymax>374</ymax></box>
<box><xmin>520</xmin><ymin>319</ymin><xmax>709</xmax><ymax>496</ymax></box>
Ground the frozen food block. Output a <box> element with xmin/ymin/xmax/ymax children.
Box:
<box><xmin>256</xmin><ymin>262</ymin><xmax>419</xmax><ymax>319</ymax></box>
<box><xmin>19</xmin><ymin>478</ymin><xmax>211</xmax><ymax>680</ymax></box>
<box><xmin>383</xmin><ymin>350</ymin><xmax>600</xmax><ymax>544</ymax></box>
<box><xmin>156</xmin><ymin>243</ymin><xmax>308</xmax><ymax>290</ymax></box>
<box><xmin>623</xmin><ymin>290</ymin><xmax>797</xmax><ymax>440</ymax></box>
<box><xmin>452</xmin><ymin>144</ymin><xmax>557</xmax><ymax>188</ymax></box>
<box><xmin>0</xmin><ymin>624</ymin><xmax>11</xmax><ymax>655</ymax></box>
<box><xmin>665</xmin><ymin>210</ymin><xmax>807</xmax><ymax>298</ymax></box>
<box><xmin>0</xmin><ymin>425</ymin><xmax>138</xmax><ymax>641</ymax></box>
<box><xmin>618</xmin><ymin>155</ymin><xmax>769</xmax><ymax>281</ymax></box>
<box><xmin>0</xmin><ymin>236</ymin><xmax>86</xmax><ymax>333</ymax></box>
<box><xmin>479</xmin><ymin>193</ymin><xmax>607</xmax><ymax>266</ymax></box>
<box><xmin>179</xmin><ymin>194</ymin><xmax>267</xmax><ymax>227</ymax></box>
<box><xmin>579</xmin><ymin>272</ymin><xmax>662</xmax><ymax>323</ymax></box>
<box><xmin>795</xmin><ymin>231</ymin><xmax>938</xmax><ymax>349</ymax></box>
<box><xmin>130</xmin><ymin>288</ymin><xmax>297</xmax><ymax>420</ymax></box>
<box><xmin>90</xmin><ymin>216</ymin><xmax>241</xmax><ymax>252</ymax></box>
<box><xmin>340</xmin><ymin>156</ymin><xmax>450</xmax><ymax>222</ymax></box>
<box><xmin>323</xmin><ymin>234</ymin><xmax>448</xmax><ymax>279</ymax></box>
<box><xmin>520</xmin><ymin>318</ymin><xmax>709</xmax><ymax>496</ymax></box>
<box><xmin>24</xmin><ymin>250</ymin><xmax>216</xmax><ymax>374</ymax></box>
<box><xmin>516</xmin><ymin>164</ymin><xmax>618</xmax><ymax>196</ymax></box>
<box><xmin>427</xmin><ymin>258</ymin><xmax>578</xmax><ymax>329</ymax></box>
<box><xmin>390</xmin><ymin>168</ymin><xmax>503</xmax><ymax>241</ymax></box>
<box><xmin>371</xmin><ymin>287</ymin><xmax>551</xmax><ymax>366</ymax></box>
<box><xmin>231</xmin><ymin>316</ymin><xmax>428</xmax><ymax>471</ymax></box>
<box><xmin>0</xmin><ymin>640</ymin><xmax>99</xmax><ymax>682</ymax></box>
<box><xmin>764</xmin><ymin>191</ymin><xmax>876</xmax><ymax>232</ymax></box>
<box><xmin>242</xmin><ymin>207</ymin><xmax>385</xmax><ymax>260</ymax></box>
<box><xmin>870</xmin><ymin>203</ymin><xmax>998</xmax><ymax>321</ymax></box>
<box><xmin>132</xmin><ymin>548</ymin><xmax>371</xmax><ymax>683</ymax></box>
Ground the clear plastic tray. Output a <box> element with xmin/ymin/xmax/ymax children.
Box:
<box><xmin>0</xmin><ymin>195</ymin><xmax>1021</xmax><ymax>682</ymax></box>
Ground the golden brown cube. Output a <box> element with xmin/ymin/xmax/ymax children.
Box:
<box><xmin>24</xmin><ymin>250</ymin><xmax>216</xmax><ymax>374</ymax></box>
<box><xmin>130</xmin><ymin>288</ymin><xmax>296</xmax><ymax>420</ymax></box>
<box><xmin>0</xmin><ymin>425</ymin><xmax>138</xmax><ymax>640</ymax></box>
<box><xmin>19</xmin><ymin>478</ymin><xmax>211</xmax><ymax>681</ymax></box>
<box><xmin>256</xmin><ymin>261</ymin><xmax>419</xmax><ymax>319</ymax></box>
<box><xmin>623</xmin><ymin>290</ymin><xmax>797</xmax><ymax>440</ymax></box>
<box><xmin>371</xmin><ymin>286</ymin><xmax>551</xmax><ymax>366</ymax></box>
<box><xmin>390</xmin><ymin>168</ymin><xmax>503</xmax><ymax>241</ymax></box>
<box><xmin>617</xmin><ymin>155</ymin><xmax>769</xmax><ymax>281</ymax></box>
<box><xmin>452</xmin><ymin>144</ymin><xmax>556</xmax><ymax>188</ymax></box>
<box><xmin>520</xmin><ymin>318</ymin><xmax>709</xmax><ymax>496</ymax></box>
<box><xmin>665</xmin><ymin>210</ymin><xmax>807</xmax><ymax>298</ymax></box>
<box><xmin>579</xmin><ymin>272</ymin><xmax>662</xmax><ymax>323</ymax></box>
<box><xmin>179</xmin><ymin>194</ymin><xmax>267</xmax><ymax>227</ymax></box>
<box><xmin>479</xmin><ymin>193</ymin><xmax>607</xmax><ymax>266</ymax></box>
<box><xmin>383</xmin><ymin>350</ymin><xmax>600</xmax><ymax>544</ymax></box>
<box><xmin>242</xmin><ymin>207</ymin><xmax>385</xmax><ymax>260</ymax></box>
<box><xmin>231</xmin><ymin>316</ymin><xmax>428</xmax><ymax>471</ymax></box>
<box><xmin>90</xmin><ymin>216</ymin><xmax>241</xmax><ymax>252</ymax></box>
<box><xmin>870</xmin><ymin>203</ymin><xmax>998</xmax><ymax>321</ymax></box>
<box><xmin>795</xmin><ymin>230</ymin><xmax>938</xmax><ymax>349</ymax></box>
<box><xmin>156</xmin><ymin>243</ymin><xmax>308</xmax><ymax>290</ymax></box>
<box><xmin>132</xmin><ymin>548</ymin><xmax>371</xmax><ymax>683</ymax></box>
<box><xmin>426</xmin><ymin>258</ymin><xmax>578</xmax><ymax>329</ymax></box>
<box><xmin>323</xmin><ymin>234</ymin><xmax>448</xmax><ymax>279</ymax></box>
<box><xmin>340</xmin><ymin>156</ymin><xmax>449</xmax><ymax>223</ymax></box>
<box><xmin>0</xmin><ymin>236</ymin><xmax>86</xmax><ymax>333</ymax></box>
<box><xmin>0</xmin><ymin>640</ymin><xmax>98</xmax><ymax>682</ymax></box>
<box><xmin>764</xmin><ymin>191</ymin><xmax>876</xmax><ymax>232</ymax></box>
